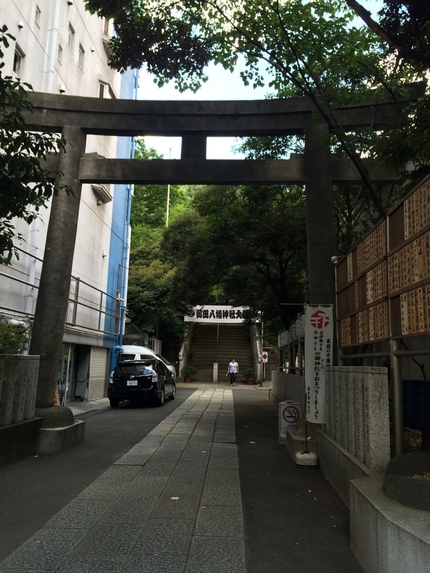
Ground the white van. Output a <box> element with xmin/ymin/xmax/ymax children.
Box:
<box><xmin>119</xmin><ymin>345</ymin><xmax>177</xmax><ymax>378</ymax></box>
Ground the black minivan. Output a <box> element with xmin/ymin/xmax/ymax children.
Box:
<box><xmin>108</xmin><ymin>357</ymin><xmax>176</xmax><ymax>408</ymax></box>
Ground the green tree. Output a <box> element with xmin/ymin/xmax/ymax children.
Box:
<box><xmin>345</xmin><ymin>1</ymin><xmax>430</xmax><ymax>69</ymax></box>
<box><xmin>127</xmin><ymin>140</ymin><xmax>198</xmax><ymax>346</ymax></box>
<box><xmin>127</xmin><ymin>241</ymin><xmax>175</xmax><ymax>332</ymax></box>
<box><xmin>0</xmin><ymin>320</ymin><xmax>29</xmax><ymax>354</ymax></box>
<box><xmin>0</xmin><ymin>26</ymin><xmax>69</xmax><ymax>264</ymax></box>
<box><xmin>130</xmin><ymin>139</ymin><xmax>194</xmax><ymax>249</ymax></box>
<box><xmin>344</xmin><ymin>1</ymin><xmax>430</xmax><ymax>184</ymax></box>
<box><xmin>85</xmin><ymin>0</ymin><xmax>417</xmax><ymax>216</ymax></box>
<box><xmin>162</xmin><ymin>185</ymin><xmax>307</xmax><ymax>332</ymax></box>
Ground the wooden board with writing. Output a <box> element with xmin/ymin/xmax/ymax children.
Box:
<box><xmin>389</xmin><ymin>231</ymin><xmax>429</xmax><ymax>294</ymax></box>
<box><xmin>337</xmin><ymin>174</ymin><xmax>430</xmax><ymax>346</ymax></box>
<box><xmin>356</xmin><ymin>221</ymin><xmax>386</xmax><ymax>276</ymax></box>
<box><xmin>404</xmin><ymin>177</ymin><xmax>430</xmax><ymax>239</ymax></box>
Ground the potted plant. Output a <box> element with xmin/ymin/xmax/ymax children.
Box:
<box><xmin>181</xmin><ymin>365</ymin><xmax>197</xmax><ymax>382</ymax></box>
<box><xmin>243</xmin><ymin>369</ymin><xmax>255</xmax><ymax>385</ymax></box>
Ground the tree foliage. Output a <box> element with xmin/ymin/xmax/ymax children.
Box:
<box><xmin>86</xmin><ymin>0</ymin><xmax>430</xmax><ymax>335</ymax></box>
<box><xmin>85</xmin><ymin>0</ymin><xmax>386</xmax><ymax>96</ymax></box>
<box><xmin>343</xmin><ymin>2</ymin><xmax>430</xmax><ymax>183</ymax></box>
<box><xmin>130</xmin><ymin>139</ymin><xmax>195</xmax><ymax>249</ymax></box>
<box><xmin>345</xmin><ymin>1</ymin><xmax>430</xmax><ymax>70</ymax></box>
<box><xmin>0</xmin><ymin>320</ymin><xmax>29</xmax><ymax>354</ymax></box>
<box><xmin>161</xmin><ymin>185</ymin><xmax>308</xmax><ymax>331</ymax></box>
<box><xmin>127</xmin><ymin>241</ymin><xmax>175</xmax><ymax>331</ymax></box>
<box><xmin>127</xmin><ymin>140</ymin><xmax>197</xmax><ymax>344</ymax></box>
<box><xmin>0</xmin><ymin>26</ymin><xmax>69</xmax><ymax>265</ymax></box>
<box><xmin>84</xmin><ymin>0</ymin><xmax>422</xmax><ymax>217</ymax></box>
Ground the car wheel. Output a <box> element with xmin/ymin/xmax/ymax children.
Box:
<box><xmin>169</xmin><ymin>383</ymin><xmax>176</xmax><ymax>400</ymax></box>
<box><xmin>109</xmin><ymin>398</ymin><xmax>119</xmax><ymax>408</ymax></box>
<box><xmin>157</xmin><ymin>387</ymin><xmax>165</xmax><ymax>407</ymax></box>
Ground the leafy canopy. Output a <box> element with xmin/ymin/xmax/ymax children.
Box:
<box><xmin>84</xmin><ymin>0</ymin><xmax>385</xmax><ymax>98</ymax></box>
<box><xmin>84</xmin><ymin>0</ymin><xmax>411</xmax><ymax>216</ymax></box>
<box><xmin>345</xmin><ymin>1</ymin><xmax>430</xmax><ymax>70</ymax></box>
<box><xmin>161</xmin><ymin>184</ymin><xmax>308</xmax><ymax>331</ymax></box>
<box><xmin>130</xmin><ymin>139</ymin><xmax>194</xmax><ymax>249</ymax></box>
<box><xmin>127</xmin><ymin>140</ymin><xmax>196</xmax><ymax>344</ymax></box>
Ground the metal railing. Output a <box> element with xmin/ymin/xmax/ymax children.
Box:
<box><xmin>0</xmin><ymin>247</ymin><xmax>120</xmax><ymax>338</ymax></box>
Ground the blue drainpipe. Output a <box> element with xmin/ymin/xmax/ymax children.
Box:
<box><xmin>109</xmin><ymin>68</ymin><xmax>139</xmax><ymax>373</ymax></box>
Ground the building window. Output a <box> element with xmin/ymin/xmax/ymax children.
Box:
<box><xmin>35</xmin><ymin>5</ymin><xmax>41</xmax><ymax>27</ymax></box>
<box><xmin>13</xmin><ymin>46</ymin><xmax>24</xmax><ymax>77</ymax></box>
<box><xmin>103</xmin><ymin>17</ymin><xmax>110</xmax><ymax>36</ymax></box>
<box><xmin>99</xmin><ymin>81</ymin><xmax>115</xmax><ymax>99</ymax></box>
<box><xmin>78</xmin><ymin>44</ymin><xmax>85</xmax><ymax>69</ymax></box>
<box><xmin>67</xmin><ymin>23</ymin><xmax>75</xmax><ymax>50</ymax></box>
<box><xmin>57</xmin><ymin>44</ymin><xmax>63</xmax><ymax>64</ymax></box>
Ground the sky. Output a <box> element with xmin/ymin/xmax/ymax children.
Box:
<box><xmin>138</xmin><ymin>0</ymin><xmax>384</xmax><ymax>160</ymax></box>
<box><xmin>139</xmin><ymin>59</ymin><xmax>271</xmax><ymax>160</ymax></box>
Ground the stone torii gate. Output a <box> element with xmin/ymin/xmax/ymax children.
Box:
<box><xmin>21</xmin><ymin>89</ymin><xmax>418</xmax><ymax>415</ymax></box>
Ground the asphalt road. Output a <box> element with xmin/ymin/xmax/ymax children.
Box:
<box><xmin>233</xmin><ymin>391</ymin><xmax>363</xmax><ymax>573</ymax></box>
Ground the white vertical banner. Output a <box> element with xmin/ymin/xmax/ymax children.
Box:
<box><xmin>304</xmin><ymin>304</ymin><xmax>333</xmax><ymax>424</ymax></box>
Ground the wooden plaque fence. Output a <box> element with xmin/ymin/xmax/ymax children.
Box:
<box><xmin>337</xmin><ymin>174</ymin><xmax>430</xmax><ymax>347</ymax></box>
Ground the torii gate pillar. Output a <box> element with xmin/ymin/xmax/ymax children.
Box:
<box><xmin>305</xmin><ymin>121</ymin><xmax>337</xmax><ymax>305</ymax></box>
<box><xmin>30</xmin><ymin>126</ymin><xmax>87</xmax><ymax>415</ymax></box>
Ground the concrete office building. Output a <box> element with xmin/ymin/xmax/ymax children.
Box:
<box><xmin>0</xmin><ymin>0</ymin><xmax>136</xmax><ymax>401</ymax></box>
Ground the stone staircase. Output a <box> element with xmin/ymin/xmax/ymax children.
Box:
<box><xmin>188</xmin><ymin>323</ymin><xmax>254</xmax><ymax>382</ymax></box>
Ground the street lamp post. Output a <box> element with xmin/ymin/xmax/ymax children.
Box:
<box><xmin>166</xmin><ymin>147</ymin><xmax>172</xmax><ymax>227</ymax></box>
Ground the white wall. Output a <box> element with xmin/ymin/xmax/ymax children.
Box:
<box><xmin>0</xmin><ymin>0</ymin><xmax>125</xmax><ymax>331</ymax></box>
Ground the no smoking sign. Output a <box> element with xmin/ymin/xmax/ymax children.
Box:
<box><xmin>278</xmin><ymin>401</ymin><xmax>302</xmax><ymax>441</ymax></box>
<box><xmin>282</xmin><ymin>405</ymin><xmax>300</xmax><ymax>425</ymax></box>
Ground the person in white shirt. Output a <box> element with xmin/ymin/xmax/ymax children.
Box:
<box><xmin>226</xmin><ymin>358</ymin><xmax>239</xmax><ymax>386</ymax></box>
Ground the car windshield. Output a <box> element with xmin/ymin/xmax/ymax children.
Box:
<box><xmin>121</xmin><ymin>353</ymin><xmax>154</xmax><ymax>361</ymax></box>
<box><xmin>155</xmin><ymin>354</ymin><xmax>172</xmax><ymax>367</ymax></box>
<box><xmin>114</xmin><ymin>362</ymin><xmax>155</xmax><ymax>376</ymax></box>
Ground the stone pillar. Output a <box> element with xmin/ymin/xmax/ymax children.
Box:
<box><xmin>354</xmin><ymin>369</ymin><xmax>366</xmax><ymax>464</ymax></box>
<box><xmin>340</xmin><ymin>369</ymin><xmax>349</xmax><ymax>450</ymax></box>
<box><xmin>181</xmin><ymin>133</ymin><xmax>207</xmax><ymax>160</ymax></box>
<box><xmin>29</xmin><ymin>126</ymin><xmax>86</xmax><ymax>410</ymax></box>
<box><xmin>304</xmin><ymin>122</ymin><xmax>336</xmax><ymax>305</ymax></box>
<box><xmin>333</xmin><ymin>371</ymin><xmax>341</xmax><ymax>443</ymax></box>
<box><xmin>0</xmin><ymin>355</ymin><xmax>39</xmax><ymax>425</ymax></box>
<box><xmin>363</xmin><ymin>366</ymin><xmax>390</xmax><ymax>471</ymax></box>
<box><xmin>390</xmin><ymin>339</ymin><xmax>404</xmax><ymax>455</ymax></box>
<box><xmin>346</xmin><ymin>369</ymin><xmax>357</xmax><ymax>457</ymax></box>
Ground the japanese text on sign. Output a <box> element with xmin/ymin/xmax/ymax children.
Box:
<box><xmin>304</xmin><ymin>305</ymin><xmax>333</xmax><ymax>424</ymax></box>
<box><xmin>184</xmin><ymin>306</ymin><xmax>251</xmax><ymax>323</ymax></box>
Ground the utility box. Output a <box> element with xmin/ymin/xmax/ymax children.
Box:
<box><xmin>278</xmin><ymin>400</ymin><xmax>302</xmax><ymax>445</ymax></box>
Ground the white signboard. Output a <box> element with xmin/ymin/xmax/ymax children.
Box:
<box><xmin>184</xmin><ymin>305</ymin><xmax>249</xmax><ymax>323</ymax></box>
<box><xmin>304</xmin><ymin>304</ymin><xmax>333</xmax><ymax>424</ymax></box>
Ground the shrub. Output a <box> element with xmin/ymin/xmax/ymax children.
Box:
<box><xmin>0</xmin><ymin>321</ymin><xmax>29</xmax><ymax>354</ymax></box>
<box><xmin>181</xmin><ymin>365</ymin><xmax>198</xmax><ymax>378</ymax></box>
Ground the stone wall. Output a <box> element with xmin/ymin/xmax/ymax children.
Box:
<box><xmin>270</xmin><ymin>371</ymin><xmax>305</xmax><ymax>407</ymax></box>
<box><xmin>325</xmin><ymin>366</ymin><xmax>390</xmax><ymax>472</ymax></box>
<box><xmin>0</xmin><ymin>355</ymin><xmax>41</xmax><ymax>465</ymax></box>
<box><xmin>0</xmin><ymin>355</ymin><xmax>39</xmax><ymax>426</ymax></box>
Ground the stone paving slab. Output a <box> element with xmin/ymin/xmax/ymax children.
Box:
<box><xmin>0</xmin><ymin>389</ymin><xmax>245</xmax><ymax>573</ymax></box>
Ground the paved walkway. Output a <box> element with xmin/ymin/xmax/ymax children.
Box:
<box><xmin>0</xmin><ymin>385</ymin><xmax>363</xmax><ymax>573</ymax></box>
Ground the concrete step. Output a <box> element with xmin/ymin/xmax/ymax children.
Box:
<box><xmin>188</xmin><ymin>323</ymin><xmax>254</xmax><ymax>373</ymax></box>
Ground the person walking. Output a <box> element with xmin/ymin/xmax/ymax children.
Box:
<box><xmin>226</xmin><ymin>358</ymin><xmax>239</xmax><ymax>386</ymax></box>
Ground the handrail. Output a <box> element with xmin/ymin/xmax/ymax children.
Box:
<box><xmin>1</xmin><ymin>255</ymin><xmax>120</xmax><ymax>338</ymax></box>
